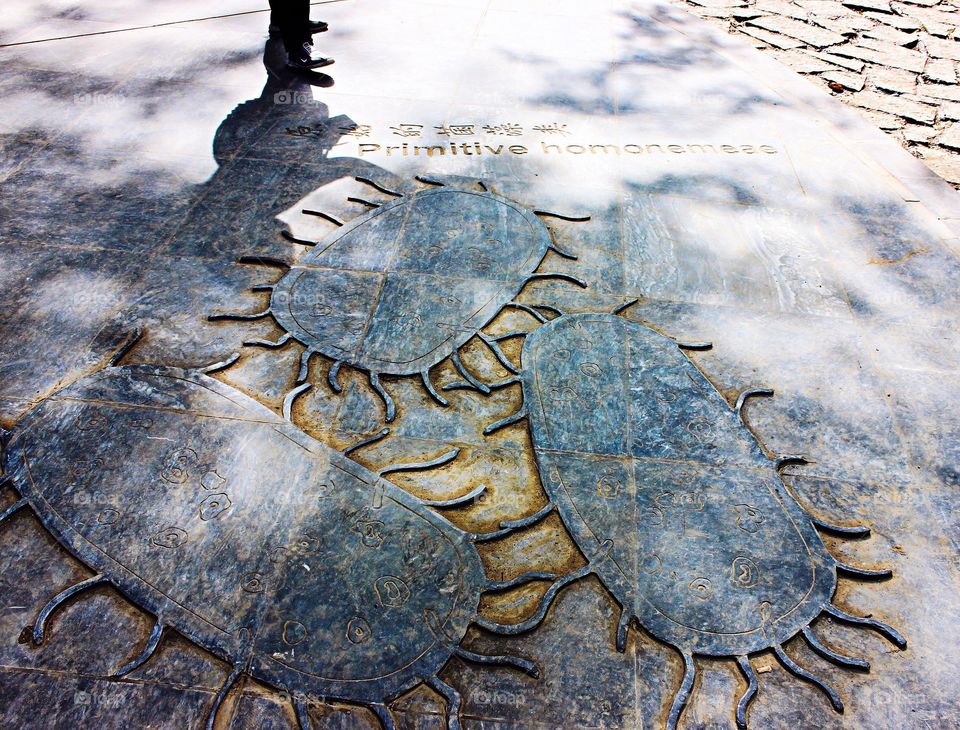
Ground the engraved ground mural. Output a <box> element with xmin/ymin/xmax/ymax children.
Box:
<box><xmin>1</xmin><ymin>1</ymin><xmax>960</xmax><ymax>729</ymax></box>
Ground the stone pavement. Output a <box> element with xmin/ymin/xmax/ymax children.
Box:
<box><xmin>2</xmin><ymin>1</ymin><xmax>960</xmax><ymax>729</ymax></box>
<box><xmin>673</xmin><ymin>0</ymin><xmax>960</xmax><ymax>185</ymax></box>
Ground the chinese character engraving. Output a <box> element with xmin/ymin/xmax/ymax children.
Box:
<box><xmin>390</xmin><ymin>123</ymin><xmax>424</xmax><ymax>137</ymax></box>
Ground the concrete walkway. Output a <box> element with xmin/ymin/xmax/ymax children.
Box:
<box><xmin>1</xmin><ymin>2</ymin><xmax>959</xmax><ymax>729</ymax></box>
<box><xmin>674</xmin><ymin>0</ymin><xmax>960</xmax><ymax>185</ymax></box>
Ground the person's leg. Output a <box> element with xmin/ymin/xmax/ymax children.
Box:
<box><xmin>267</xmin><ymin>0</ymin><xmax>282</xmax><ymax>36</ymax></box>
<box><xmin>298</xmin><ymin>0</ymin><xmax>329</xmax><ymax>32</ymax></box>
<box><xmin>275</xmin><ymin>1</ymin><xmax>305</xmax><ymax>56</ymax></box>
<box><xmin>291</xmin><ymin>0</ymin><xmax>309</xmax><ymax>33</ymax></box>
<box><xmin>268</xmin><ymin>0</ymin><xmax>328</xmax><ymax>40</ymax></box>
<box><xmin>270</xmin><ymin>0</ymin><xmax>334</xmax><ymax>69</ymax></box>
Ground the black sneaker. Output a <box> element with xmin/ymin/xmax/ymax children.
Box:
<box><xmin>287</xmin><ymin>42</ymin><xmax>334</xmax><ymax>70</ymax></box>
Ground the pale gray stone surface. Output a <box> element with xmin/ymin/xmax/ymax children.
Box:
<box><xmin>824</xmin><ymin>69</ymin><xmax>868</xmax><ymax>87</ymax></box>
<box><xmin>851</xmin><ymin>89</ymin><xmax>938</xmax><ymax>120</ymax></box>
<box><xmin>870</xmin><ymin>66</ymin><xmax>918</xmax><ymax>93</ymax></box>
<box><xmin>674</xmin><ymin>0</ymin><xmax>960</xmax><ymax>187</ymax></box>
<box><xmin>1</xmin><ymin>0</ymin><xmax>960</xmax><ymax>729</ymax></box>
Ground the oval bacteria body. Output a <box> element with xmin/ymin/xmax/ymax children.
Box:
<box><xmin>480</xmin><ymin>312</ymin><xmax>907</xmax><ymax>729</ymax></box>
<box><xmin>0</xmin><ymin>362</ymin><xmax>550</xmax><ymax>729</ymax></box>
<box><xmin>209</xmin><ymin>177</ymin><xmax>587</xmax><ymax>421</ymax></box>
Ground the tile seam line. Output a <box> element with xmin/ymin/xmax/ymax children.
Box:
<box><xmin>0</xmin><ymin>73</ymin><xmax>128</xmax><ymax>185</ymax></box>
<box><xmin>0</xmin><ymin>662</ymin><xmax>227</xmax><ymax>694</ymax></box>
<box><xmin>0</xmin><ymin>0</ymin><xmax>349</xmax><ymax>49</ymax></box>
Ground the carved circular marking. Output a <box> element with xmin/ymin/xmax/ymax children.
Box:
<box><xmin>152</xmin><ymin>527</ymin><xmax>188</xmax><ymax>549</ymax></box>
<box><xmin>579</xmin><ymin>362</ymin><xmax>602</xmax><ymax>378</ymax></box>
<box><xmin>238</xmin><ymin>572</ymin><xmax>265</xmax><ymax>593</ymax></box>
<box><xmin>734</xmin><ymin>504</ymin><xmax>765</xmax><ymax>533</ymax></box>
<box><xmin>655</xmin><ymin>491</ymin><xmax>677</xmax><ymax>507</ymax></box>
<box><xmin>678</xmin><ymin>492</ymin><xmax>705</xmax><ymax>511</ymax></box>
<box><xmin>644</xmin><ymin>506</ymin><xmax>665</xmax><ymax>526</ymax></box>
<box><xmin>200</xmin><ymin>470</ymin><xmax>226</xmax><ymax>491</ymax></box>
<box><xmin>596</xmin><ymin>472</ymin><xmax>623</xmax><ymax>500</ymax></box>
<box><xmin>548</xmin><ymin>386</ymin><xmax>581</xmax><ymax>403</ymax></box>
<box><xmin>346</xmin><ymin>616</ymin><xmax>372</xmax><ymax>645</ymax></box>
<box><xmin>352</xmin><ymin>514</ymin><xmax>385</xmax><ymax>548</ymax></box>
<box><xmin>97</xmin><ymin>509</ymin><xmax>120</xmax><ymax>525</ymax></box>
<box><xmin>75</xmin><ymin>412</ymin><xmax>109</xmax><ymax>431</ymax></box>
<box><xmin>159</xmin><ymin>447</ymin><xmax>199</xmax><ymax>484</ymax></box>
<box><xmin>686</xmin><ymin>417</ymin><xmax>714</xmax><ymax>441</ymax></box>
<box><xmin>282</xmin><ymin>620</ymin><xmax>308</xmax><ymax>646</ymax></box>
<box><xmin>392</xmin><ymin>312</ymin><xmax>423</xmax><ymax>334</ymax></box>
<box><xmin>374</xmin><ymin>576</ymin><xmax>411</xmax><ymax>608</ymax></box>
<box><xmin>292</xmin><ymin>534</ymin><xmax>321</xmax><ymax>556</ymax></box>
<box><xmin>656</xmin><ymin>390</ymin><xmax>678</xmax><ymax>403</ymax></box>
<box><xmin>199</xmin><ymin>493</ymin><xmax>232</xmax><ymax>521</ymax></box>
<box><xmin>688</xmin><ymin>577</ymin><xmax>713</xmax><ymax>600</ymax></box>
<box><xmin>316</xmin><ymin>482</ymin><xmax>334</xmax><ymax>499</ymax></box>
<box><xmin>731</xmin><ymin>557</ymin><xmax>760</xmax><ymax>588</ymax></box>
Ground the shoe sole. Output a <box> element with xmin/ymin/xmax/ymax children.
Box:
<box><xmin>287</xmin><ymin>58</ymin><xmax>335</xmax><ymax>70</ymax></box>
